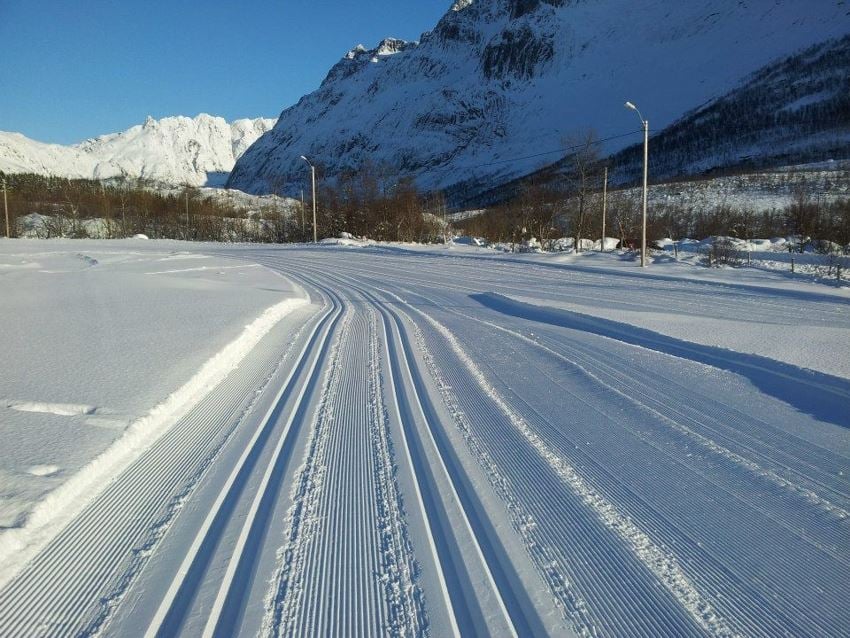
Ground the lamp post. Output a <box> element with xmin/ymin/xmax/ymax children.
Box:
<box><xmin>300</xmin><ymin>156</ymin><xmax>318</xmax><ymax>243</ymax></box>
<box><xmin>601</xmin><ymin>166</ymin><xmax>608</xmax><ymax>252</ymax></box>
<box><xmin>2</xmin><ymin>177</ymin><xmax>9</xmax><ymax>239</ymax></box>
<box><xmin>625</xmin><ymin>101</ymin><xmax>649</xmax><ymax>267</ymax></box>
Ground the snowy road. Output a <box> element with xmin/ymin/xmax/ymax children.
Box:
<box><xmin>1</xmin><ymin>244</ymin><xmax>849</xmax><ymax>637</ymax></box>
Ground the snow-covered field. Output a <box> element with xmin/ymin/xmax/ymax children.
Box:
<box><xmin>0</xmin><ymin>242</ymin><xmax>310</xmax><ymax>584</ymax></box>
<box><xmin>0</xmin><ymin>239</ymin><xmax>848</xmax><ymax>637</ymax></box>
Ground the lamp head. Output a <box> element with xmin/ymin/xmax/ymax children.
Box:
<box><xmin>625</xmin><ymin>101</ymin><xmax>637</xmax><ymax>111</ymax></box>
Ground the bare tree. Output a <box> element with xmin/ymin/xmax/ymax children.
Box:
<box><xmin>564</xmin><ymin>131</ymin><xmax>601</xmax><ymax>253</ymax></box>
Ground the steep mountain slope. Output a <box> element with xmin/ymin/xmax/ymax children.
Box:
<box><xmin>228</xmin><ymin>0</ymin><xmax>850</xmax><ymax>201</ymax></box>
<box><xmin>469</xmin><ymin>34</ymin><xmax>850</xmax><ymax>208</ymax></box>
<box><xmin>0</xmin><ymin>115</ymin><xmax>277</xmax><ymax>187</ymax></box>
<box><xmin>606</xmin><ymin>34</ymin><xmax>850</xmax><ymax>184</ymax></box>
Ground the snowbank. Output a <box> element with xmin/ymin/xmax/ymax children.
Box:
<box><xmin>0</xmin><ymin>241</ymin><xmax>309</xmax><ymax>580</ymax></box>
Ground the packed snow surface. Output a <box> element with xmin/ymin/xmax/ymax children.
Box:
<box><xmin>0</xmin><ymin>241</ymin><xmax>308</xmax><ymax>578</ymax></box>
<box><xmin>0</xmin><ymin>239</ymin><xmax>848</xmax><ymax>637</ymax></box>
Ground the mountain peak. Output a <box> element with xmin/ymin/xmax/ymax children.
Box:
<box><xmin>325</xmin><ymin>38</ymin><xmax>417</xmax><ymax>86</ymax></box>
<box><xmin>229</xmin><ymin>0</ymin><xmax>850</xmax><ymax>201</ymax></box>
<box><xmin>0</xmin><ymin>115</ymin><xmax>277</xmax><ymax>186</ymax></box>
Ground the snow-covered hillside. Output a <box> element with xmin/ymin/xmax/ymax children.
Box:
<box><xmin>0</xmin><ymin>114</ymin><xmax>277</xmax><ymax>187</ymax></box>
<box><xmin>605</xmin><ymin>34</ymin><xmax>850</xmax><ymax>185</ymax></box>
<box><xmin>228</xmin><ymin>0</ymin><xmax>850</xmax><ymax>200</ymax></box>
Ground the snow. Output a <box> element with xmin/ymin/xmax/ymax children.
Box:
<box><xmin>0</xmin><ymin>241</ymin><xmax>308</xmax><ymax>585</ymax></box>
<box><xmin>621</xmin><ymin>162</ymin><xmax>850</xmax><ymax>213</ymax></box>
<box><xmin>1</xmin><ymin>239</ymin><xmax>849</xmax><ymax>636</ymax></box>
<box><xmin>229</xmin><ymin>0</ymin><xmax>850</xmax><ymax>197</ymax></box>
<box><xmin>0</xmin><ymin>114</ymin><xmax>277</xmax><ymax>187</ymax></box>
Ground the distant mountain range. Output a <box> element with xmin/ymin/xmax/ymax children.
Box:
<box><xmin>0</xmin><ymin>115</ymin><xmax>276</xmax><ymax>187</ymax></box>
<box><xmin>3</xmin><ymin>1</ymin><xmax>848</xmax><ymax>203</ymax></box>
<box><xmin>227</xmin><ymin>0</ymin><xmax>850</xmax><ymax>202</ymax></box>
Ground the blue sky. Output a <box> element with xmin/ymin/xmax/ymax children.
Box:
<box><xmin>0</xmin><ymin>1</ymin><xmax>450</xmax><ymax>144</ymax></box>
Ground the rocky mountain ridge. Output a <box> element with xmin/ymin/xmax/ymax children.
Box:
<box><xmin>0</xmin><ymin>114</ymin><xmax>277</xmax><ymax>187</ymax></box>
<box><xmin>228</xmin><ymin>0</ymin><xmax>850</xmax><ymax>201</ymax></box>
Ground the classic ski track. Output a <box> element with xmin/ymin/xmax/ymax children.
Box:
<box><xmin>259</xmin><ymin>292</ymin><xmax>439</xmax><ymax>638</ymax></box>
<box><xmin>300</xmin><ymin>256</ymin><xmax>849</xmax><ymax>637</ymax></box>
<box><xmin>361</xmin><ymin>285</ymin><xmax>538</xmax><ymax>637</ymax></box>
<box><xmin>369</xmin><ymin>276</ymin><xmax>850</xmax><ymax>637</ymax></box>
<box><xmin>363</xmin><ymin>308</ymin><xmax>430</xmax><ymax>637</ymax></box>
<box><xmin>261</xmin><ymin>301</ymin><xmax>354</xmax><ymax>636</ymax></box>
<box><xmin>256</xmin><ymin>261</ymin><xmax>527</xmax><ymax>638</ymax></box>
<box><xmin>144</xmin><ymin>283</ymin><xmax>344</xmax><ymax>638</ymax></box>
<box><xmin>0</xmin><ymin>296</ymin><xmax>327</xmax><ymax>637</ymax></box>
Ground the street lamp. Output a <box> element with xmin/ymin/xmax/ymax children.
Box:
<box><xmin>2</xmin><ymin>177</ymin><xmax>9</xmax><ymax>239</ymax></box>
<box><xmin>300</xmin><ymin>155</ymin><xmax>318</xmax><ymax>244</ymax></box>
<box><xmin>625</xmin><ymin>101</ymin><xmax>649</xmax><ymax>267</ymax></box>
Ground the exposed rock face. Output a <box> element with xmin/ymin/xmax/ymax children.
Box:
<box><xmin>228</xmin><ymin>0</ymin><xmax>850</xmax><ymax>201</ymax></box>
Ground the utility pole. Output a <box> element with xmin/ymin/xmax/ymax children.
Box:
<box><xmin>300</xmin><ymin>189</ymin><xmax>305</xmax><ymax>234</ymax></box>
<box><xmin>3</xmin><ymin>178</ymin><xmax>9</xmax><ymax>239</ymax></box>
<box><xmin>601</xmin><ymin>166</ymin><xmax>608</xmax><ymax>252</ymax></box>
<box><xmin>185</xmin><ymin>189</ymin><xmax>190</xmax><ymax>240</ymax></box>
<box><xmin>300</xmin><ymin>156</ymin><xmax>318</xmax><ymax>243</ymax></box>
<box><xmin>625</xmin><ymin>101</ymin><xmax>650</xmax><ymax>267</ymax></box>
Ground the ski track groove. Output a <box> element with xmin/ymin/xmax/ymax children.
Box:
<box><xmin>0</xmin><ymin>299</ymin><xmax>324</xmax><ymax>637</ymax></box>
<box><xmin>372</xmin><ymin>283</ymin><xmax>731</xmax><ymax>638</ymax></box>
<box><xmin>260</xmin><ymin>283</ymin><xmax>432</xmax><ymax>638</ymax></box>
<box><xmin>298</xmin><ymin>254</ymin><xmax>849</xmax><ymax>638</ymax></box>
<box><xmin>365</xmin><ymin>309</ymin><xmax>430</xmax><ymax>637</ymax></box>
<box><xmin>377</xmin><ymin>273</ymin><xmax>850</xmax><ymax>638</ymax></box>
<box><xmin>2</xmin><ymin>247</ymin><xmax>849</xmax><ymax>638</ymax></box>
<box><xmin>144</xmin><ymin>283</ymin><xmax>343</xmax><ymax>638</ymax></box>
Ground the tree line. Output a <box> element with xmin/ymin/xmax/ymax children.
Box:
<box><xmin>3</xmin><ymin>162</ymin><xmax>849</xmax><ymax>253</ymax></box>
<box><xmin>1</xmin><ymin>173</ymin><xmax>300</xmax><ymax>242</ymax></box>
<box><xmin>456</xmin><ymin>150</ymin><xmax>850</xmax><ymax>253</ymax></box>
<box><xmin>0</xmin><ymin>170</ymin><xmax>448</xmax><ymax>244</ymax></box>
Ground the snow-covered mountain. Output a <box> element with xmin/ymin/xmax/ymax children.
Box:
<box><xmin>228</xmin><ymin>0</ymin><xmax>850</xmax><ymax>200</ymax></box>
<box><xmin>607</xmin><ymin>34</ymin><xmax>850</xmax><ymax>184</ymax></box>
<box><xmin>0</xmin><ymin>114</ymin><xmax>277</xmax><ymax>187</ymax></box>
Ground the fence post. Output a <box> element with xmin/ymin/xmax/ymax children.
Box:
<box><xmin>838</xmin><ymin>264</ymin><xmax>843</xmax><ymax>281</ymax></box>
<box><xmin>791</xmin><ymin>258</ymin><xmax>795</xmax><ymax>274</ymax></box>
<box><xmin>747</xmin><ymin>252</ymin><xmax>751</xmax><ymax>266</ymax></box>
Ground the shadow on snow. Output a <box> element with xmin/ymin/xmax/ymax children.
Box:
<box><xmin>472</xmin><ymin>292</ymin><xmax>850</xmax><ymax>429</ymax></box>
